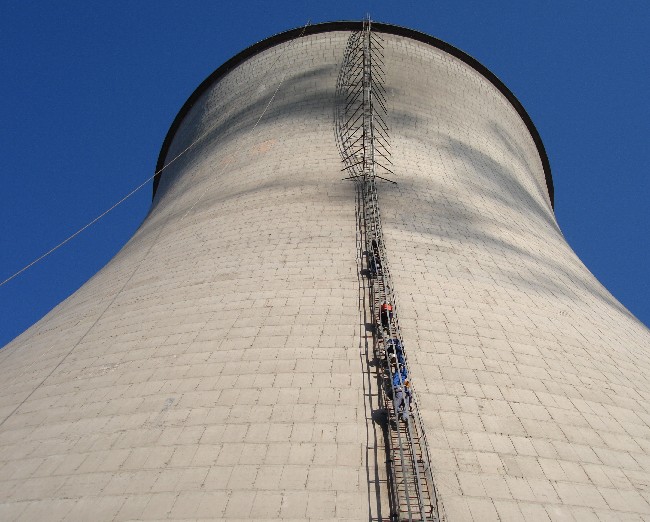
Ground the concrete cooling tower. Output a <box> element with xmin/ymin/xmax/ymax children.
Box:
<box><xmin>2</xmin><ymin>20</ymin><xmax>650</xmax><ymax>522</ymax></box>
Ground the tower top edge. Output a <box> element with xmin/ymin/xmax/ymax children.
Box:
<box><xmin>152</xmin><ymin>21</ymin><xmax>554</xmax><ymax>208</ymax></box>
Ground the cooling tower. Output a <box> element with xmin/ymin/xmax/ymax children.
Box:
<box><xmin>1</xmin><ymin>21</ymin><xmax>649</xmax><ymax>521</ymax></box>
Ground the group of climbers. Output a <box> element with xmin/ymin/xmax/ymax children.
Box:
<box><xmin>369</xmin><ymin>240</ymin><xmax>411</xmax><ymax>423</ymax></box>
<box><xmin>380</xmin><ymin>301</ymin><xmax>411</xmax><ymax>423</ymax></box>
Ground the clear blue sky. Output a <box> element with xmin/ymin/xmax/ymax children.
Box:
<box><xmin>1</xmin><ymin>1</ymin><xmax>648</xmax><ymax>347</ymax></box>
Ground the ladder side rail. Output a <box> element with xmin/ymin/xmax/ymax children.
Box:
<box><xmin>363</xmin><ymin>166</ymin><xmax>420</xmax><ymax>521</ymax></box>
<box><xmin>365</xmin><ymin>198</ymin><xmax>413</xmax><ymax>521</ymax></box>
<box><xmin>370</xmin><ymin>211</ymin><xmax>438</xmax><ymax>521</ymax></box>
<box><xmin>368</xmin><ymin>189</ymin><xmax>430</xmax><ymax>521</ymax></box>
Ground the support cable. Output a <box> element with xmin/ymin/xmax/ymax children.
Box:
<box><xmin>1</xmin><ymin>20</ymin><xmax>311</xmax><ymax>289</ymax></box>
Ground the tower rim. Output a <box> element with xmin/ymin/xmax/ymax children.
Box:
<box><xmin>152</xmin><ymin>20</ymin><xmax>554</xmax><ymax>208</ymax></box>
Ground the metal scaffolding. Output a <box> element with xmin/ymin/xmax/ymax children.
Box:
<box><xmin>336</xmin><ymin>18</ymin><xmax>441</xmax><ymax>522</ymax></box>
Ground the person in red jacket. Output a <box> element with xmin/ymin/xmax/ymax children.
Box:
<box><xmin>380</xmin><ymin>300</ymin><xmax>393</xmax><ymax>331</ymax></box>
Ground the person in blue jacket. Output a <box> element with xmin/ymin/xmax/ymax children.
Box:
<box><xmin>392</xmin><ymin>366</ymin><xmax>411</xmax><ymax>422</ymax></box>
<box><xmin>386</xmin><ymin>339</ymin><xmax>405</xmax><ymax>367</ymax></box>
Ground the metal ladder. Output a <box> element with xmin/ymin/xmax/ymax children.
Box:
<box><xmin>336</xmin><ymin>18</ymin><xmax>441</xmax><ymax>522</ymax></box>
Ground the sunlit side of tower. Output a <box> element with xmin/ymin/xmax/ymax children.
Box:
<box><xmin>1</xmin><ymin>21</ymin><xmax>649</xmax><ymax>521</ymax></box>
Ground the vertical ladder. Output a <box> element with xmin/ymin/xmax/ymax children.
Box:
<box><xmin>336</xmin><ymin>18</ymin><xmax>441</xmax><ymax>522</ymax></box>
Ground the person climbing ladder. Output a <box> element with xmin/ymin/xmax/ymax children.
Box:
<box><xmin>392</xmin><ymin>366</ymin><xmax>411</xmax><ymax>423</ymax></box>
<box><xmin>380</xmin><ymin>300</ymin><xmax>393</xmax><ymax>331</ymax></box>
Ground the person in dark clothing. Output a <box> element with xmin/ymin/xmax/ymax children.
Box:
<box><xmin>386</xmin><ymin>338</ymin><xmax>405</xmax><ymax>367</ymax></box>
<box><xmin>371</xmin><ymin>240</ymin><xmax>382</xmax><ymax>276</ymax></box>
<box><xmin>401</xmin><ymin>379</ymin><xmax>412</xmax><ymax>421</ymax></box>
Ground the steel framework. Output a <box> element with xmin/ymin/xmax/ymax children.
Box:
<box><xmin>336</xmin><ymin>18</ymin><xmax>441</xmax><ymax>522</ymax></box>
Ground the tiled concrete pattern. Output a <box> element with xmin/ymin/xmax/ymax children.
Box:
<box><xmin>378</xmin><ymin>36</ymin><xmax>650</xmax><ymax>520</ymax></box>
<box><xmin>1</xmin><ymin>27</ymin><xmax>649</xmax><ymax>521</ymax></box>
<box><xmin>0</xmin><ymin>32</ymin><xmax>371</xmax><ymax>520</ymax></box>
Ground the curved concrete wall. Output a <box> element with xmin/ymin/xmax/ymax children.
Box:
<box><xmin>377</xmin><ymin>34</ymin><xmax>650</xmax><ymax>520</ymax></box>
<box><xmin>1</xmin><ymin>25</ymin><xmax>649</xmax><ymax>521</ymax></box>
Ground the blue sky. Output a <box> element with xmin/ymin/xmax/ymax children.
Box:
<box><xmin>1</xmin><ymin>1</ymin><xmax>648</xmax><ymax>347</ymax></box>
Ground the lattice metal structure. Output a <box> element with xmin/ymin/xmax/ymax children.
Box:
<box><xmin>336</xmin><ymin>18</ymin><xmax>440</xmax><ymax>522</ymax></box>
<box><xmin>335</xmin><ymin>19</ymin><xmax>392</xmax><ymax>184</ymax></box>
